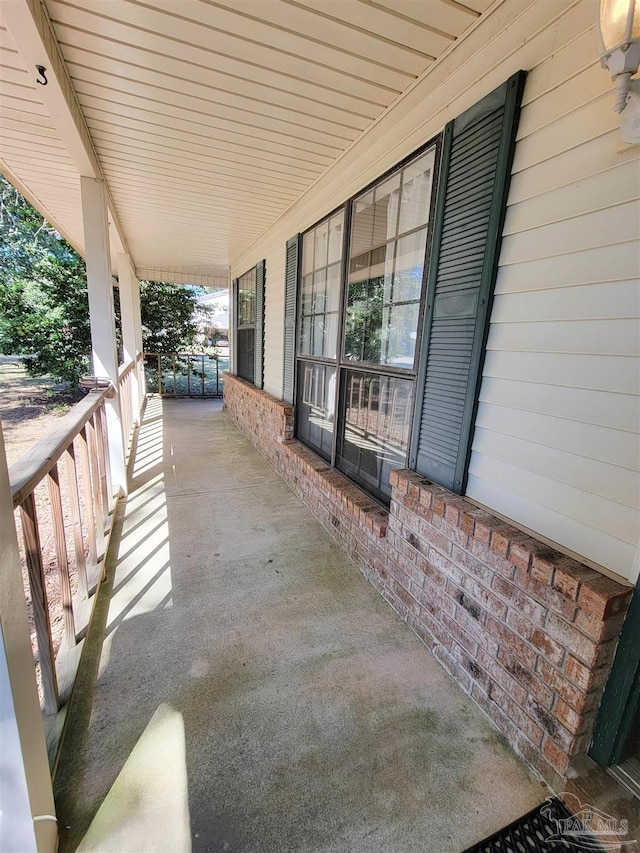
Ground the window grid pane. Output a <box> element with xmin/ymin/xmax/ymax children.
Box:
<box><xmin>237</xmin><ymin>267</ymin><xmax>257</xmax><ymax>384</ymax></box>
<box><xmin>293</xmin><ymin>141</ymin><xmax>437</xmax><ymax>505</ymax></box>
<box><xmin>296</xmin><ymin>360</ymin><xmax>336</xmax><ymax>461</ymax></box>
<box><xmin>238</xmin><ymin>268</ymin><xmax>257</xmax><ymax>327</ymax></box>
<box><xmin>298</xmin><ymin>212</ymin><xmax>345</xmax><ymax>360</ymax></box>
<box><xmin>338</xmin><ymin>369</ymin><xmax>413</xmax><ymax>501</ymax></box>
<box><xmin>344</xmin><ymin>149</ymin><xmax>435</xmax><ymax>368</ymax></box>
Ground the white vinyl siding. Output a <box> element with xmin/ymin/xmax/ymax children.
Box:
<box><xmin>467</xmin><ymin>3</ymin><xmax>640</xmax><ymax>583</ymax></box>
<box><xmin>231</xmin><ymin>0</ymin><xmax>640</xmax><ymax>582</ymax></box>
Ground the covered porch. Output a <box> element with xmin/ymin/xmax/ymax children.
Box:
<box><xmin>53</xmin><ymin>396</ymin><xmax>542</xmax><ymax>853</ymax></box>
<box><xmin>1</xmin><ymin>0</ymin><xmax>639</xmax><ymax>850</ymax></box>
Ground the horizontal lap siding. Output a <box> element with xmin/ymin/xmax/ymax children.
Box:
<box><xmin>467</xmin><ymin>26</ymin><xmax>640</xmax><ymax>582</ymax></box>
<box><xmin>230</xmin><ymin>0</ymin><xmax>639</xmax><ymax>581</ymax></box>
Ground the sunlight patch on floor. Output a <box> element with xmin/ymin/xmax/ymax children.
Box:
<box><xmin>76</xmin><ymin>704</ymin><xmax>191</xmax><ymax>853</ymax></box>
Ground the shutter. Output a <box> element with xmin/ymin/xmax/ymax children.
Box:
<box><xmin>231</xmin><ymin>277</ymin><xmax>239</xmax><ymax>376</ymax></box>
<box><xmin>411</xmin><ymin>71</ymin><xmax>526</xmax><ymax>494</ymax></box>
<box><xmin>283</xmin><ymin>234</ymin><xmax>300</xmax><ymax>404</ymax></box>
<box><xmin>254</xmin><ymin>259</ymin><xmax>265</xmax><ymax>389</ymax></box>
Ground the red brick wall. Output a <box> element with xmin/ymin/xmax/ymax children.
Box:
<box><xmin>224</xmin><ymin>374</ymin><xmax>633</xmax><ymax>788</ymax></box>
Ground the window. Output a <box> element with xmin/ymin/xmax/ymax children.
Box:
<box><xmin>236</xmin><ymin>267</ymin><xmax>256</xmax><ymax>384</ymax></box>
<box><xmin>285</xmin><ymin>72</ymin><xmax>526</xmax><ymax>504</ymax></box>
<box><xmin>338</xmin><ymin>148</ymin><xmax>436</xmax><ymax>500</ymax></box>
<box><xmin>295</xmin><ymin>148</ymin><xmax>437</xmax><ymax>499</ymax></box>
<box><xmin>233</xmin><ymin>260</ymin><xmax>265</xmax><ymax>388</ymax></box>
<box><xmin>338</xmin><ymin>370</ymin><xmax>413</xmax><ymax>499</ymax></box>
<box><xmin>295</xmin><ymin>212</ymin><xmax>345</xmax><ymax>461</ymax></box>
<box><xmin>345</xmin><ymin>150</ymin><xmax>434</xmax><ymax>369</ymax></box>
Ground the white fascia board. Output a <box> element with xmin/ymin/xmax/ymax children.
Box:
<box><xmin>136</xmin><ymin>268</ymin><xmax>230</xmax><ymax>288</ymax></box>
<box><xmin>1</xmin><ymin>0</ymin><xmax>131</xmax><ymax>260</ymax></box>
<box><xmin>0</xmin><ymin>156</ymin><xmax>84</xmax><ymax>258</ymax></box>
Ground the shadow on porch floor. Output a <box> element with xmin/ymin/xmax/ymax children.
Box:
<box><xmin>53</xmin><ymin>397</ymin><xmax>544</xmax><ymax>853</ymax></box>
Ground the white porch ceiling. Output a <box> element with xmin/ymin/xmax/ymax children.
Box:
<box><xmin>0</xmin><ymin>0</ymin><xmax>491</xmax><ymax>281</ymax></box>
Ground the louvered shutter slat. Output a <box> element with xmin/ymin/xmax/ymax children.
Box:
<box><xmin>283</xmin><ymin>234</ymin><xmax>300</xmax><ymax>404</ymax></box>
<box><xmin>231</xmin><ymin>277</ymin><xmax>239</xmax><ymax>377</ymax></box>
<box><xmin>411</xmin><ymin>71</ymin><xmax>526</xmax><ymax>494</ymax></box>
<box><xmin>254</xmin><ymin>259</ymin><xmax>265</xmax><ymax>389</ymax></box>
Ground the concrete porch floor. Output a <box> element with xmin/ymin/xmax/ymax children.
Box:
<box><xmin>54</xmin><ymin>397</ymin><xmax>545</xmax><ymax>853</ymax></box>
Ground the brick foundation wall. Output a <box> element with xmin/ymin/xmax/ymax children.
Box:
<box><xmin>224</xmin><ymin>374</ymin><xmax>633</xmax><ymax>788</ymax></box>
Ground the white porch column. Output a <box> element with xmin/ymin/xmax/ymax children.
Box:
<box><xmin>132</xmin><ymin>272</ymin><xmax>145</xmax><ymax>401</ymax></box>
<box><xmin>117</xmin><ymin>253</ymin><xmax>143</xmax><ymax>419</ymax></box>
<box><xmin>0</xmin><ymin>428</ymin><xmax>57</xmax><ymax>853</ymax></box>
<box><xmin>80</xmin><ymin>176</ymin><xmax>126</xmax><ymax>495</ymax></box>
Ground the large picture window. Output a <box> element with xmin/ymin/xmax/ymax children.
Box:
<box><xmin>286</xmin><ymin>73</ymin><xmax>526</xmax><ymax>503</ymax></box>
<box><xmin>295</xmin><ymin>146</ymin><xmax>437</xmax><ymax>500</ymax></box>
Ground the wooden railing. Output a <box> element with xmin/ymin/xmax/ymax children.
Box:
<box><xmin>9</xmin><ymin>387</ymin><xmax>113</xmax><ymax>715</ymax></box>
<box><xmin>118</xmin><ymin>357</ymin><xmax>139</xmax><ymax>461</ymax></box>
<box><xmin>143</xmin><ymin>352</ymin><xmax>226</xmax><ymax>397</ymax></box>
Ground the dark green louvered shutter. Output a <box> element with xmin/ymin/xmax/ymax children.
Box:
<box><xmin>232</xmin><ymin>277</ymin><xmax>239</xmax><ymax>376</ymax></box>
<box><xmin>411</xmin><ymin>70</ymin><xmax>526</xmax><ymax>494</ymax></box>
<box><xmin>254</xmin><ymin>259</ymin><xmax>265</xmax><ymax>389</ymax></box>
<box><xmin>283</xmin><ymin>234</ymin><xmax>300</xmax><ymax>404</ymax></box>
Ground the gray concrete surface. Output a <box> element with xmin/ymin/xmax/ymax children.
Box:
<box><xmin>54</xmin><ymin>397</ymin><xmax>544</xmax><ymax>853</ymax></box>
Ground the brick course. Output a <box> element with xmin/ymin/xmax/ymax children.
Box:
<box><xmin>224</xmin><ymin>374</ymin><xmax>633</xmax><ymax>788</ymax></box>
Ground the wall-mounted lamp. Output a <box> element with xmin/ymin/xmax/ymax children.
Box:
<box><xmin>599</xmin><ymin>0</ymin><xmax>640</xmax><ymax>141</ymax></box>
<box><xmin>599</xmin><ymin>0</ymin><xmax>640</xmax><ymax>111</ymax></box>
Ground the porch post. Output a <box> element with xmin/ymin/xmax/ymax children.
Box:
<box><xmin>133</xmin><ymin>272</ymin><xmax>145</xmax><ymax>401</ymax></box>
<box><xmin>80</xmin><ymin>176</ymin><xmax>126</xmax><ymax>495</ymax></box>
<box><xmin>0</xmin><ymin>427</ymin><xmax>57</xmax><ymax>853</ymax></box>
<box><xmin>117</xmin><ymin>253</ymin><xmax>142</xmax><ymax>420</ymax></box>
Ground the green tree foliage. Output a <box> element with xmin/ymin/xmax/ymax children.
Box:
<box><xmin>0</xmin><ymin>176</ymin><xmax>207</xmax><ymax>384</ymax></box>
<box><xmin>139</xmin><ymin>279</ymin><xmax>204</xmax><ymax>354</ymax></box>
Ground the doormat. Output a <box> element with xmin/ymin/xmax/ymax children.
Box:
<box><xmin>463</xmin><ymin>796</ymin><xmax>605</xmax><ymax>852</ymax></box>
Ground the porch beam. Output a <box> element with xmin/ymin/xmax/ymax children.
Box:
<box><xmin>80</xmin><ymin>175</ymin><xmax>126</xmax><ymax>495</ymax></box>
<box><xmin>135</xmin><ymin>267</ymin><xmax>229</xmax><ymax>289</ymax></box>
<box><xmin>0</xmin><ymin>427</ymin><xmax>57</xmax><ymax>853</ymax></box>
<box><xmin>1</xmin><ymin>0</ymin><xmax>130</xmax><ymax>259</ymax></box>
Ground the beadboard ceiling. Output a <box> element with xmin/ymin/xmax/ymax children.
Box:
<box><xmin>0</xmin><ymin>0</ymin><xmax>492</xmax><ymax>282</ymax></box>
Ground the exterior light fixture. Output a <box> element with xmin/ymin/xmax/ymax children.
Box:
<box><xmin>600</xmin><ymin>0</ymin><xmax>640</xmax><ymax>142</ymax></box>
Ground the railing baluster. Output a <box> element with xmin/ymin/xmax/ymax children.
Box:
<box><xmin>99</xmin><ymin>403</ymin><xmax>113</xmax><ymax>502</ymax></box>
<box><xmin>77</xmin><ymin>426</ymin><xmax>97</xmax><ymax>566</ymax></box>
<box><xmin>126</xmin><ymin>373</ymin><xmax>132</xmax><ymax>450</ymax></box>
<box><xmin>64</xmin><ymin>443</ymin><xmax>89</xmax><ymax>600</ymax></box>
<box><xmin>121</xmin><ymin>373</ymin><xmax>128</xmax><ymax>448</ymax></box>
<box><xmin>8</xmin><ymin>383</ymin><xmax>125</xmax><ymax>720</ymax></box>
<box><xmin>93</xmin><ymin>408</ymin><xmax>110</xmax><ymax>518</ymax></box>
<box><xmin>142</xmin><ymin>351</ymin><xmax>229</xmax><ymax>398</ymax></box>
<box><xmin>20</xmin><ymin>493</ymin><xmax>60</xmax><ymax>715</ymax></box>
<box><xmin>86</xmin><ymin>416</ymin><xmax>106</xmax><ymax>550</ymax></box>
<box><xmin>128</xmin><ymin>373</ymin><xmax>133</xmax><ymax>430</ymax></box>
<box><xmin>47</xmin><ymin>464</ymin><xmax>76</xmax><ymax>647</ymax></box>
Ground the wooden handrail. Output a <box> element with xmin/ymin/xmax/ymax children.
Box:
<box><xmin>141</xmin><ymin>351</ymin><xmax>225</xmax><ymax>398</ymax></box>
<box><xmin>9</xmin><ymin>388</ymin><xmax>109</xmax><ymax>509</ymax></box>
<box><xmin>118</xmin><ymin>358</ymin><xmax>136</xmax><ymax>381</ymax></box>
<box><xmin>8</xmin><ymin>371</ymin><xmax>144</xmax><ymax>723</ymax></box>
